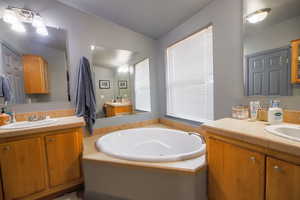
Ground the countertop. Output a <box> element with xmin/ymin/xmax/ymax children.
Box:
<box><xmin>105</xmin><ymin>102</ymin><xmax>132</xmax><ymax>107</ymax></box>
<box><xmin>0</xmin><ymin>116</ymin><xmax>85</xmax><ymax>139</ymax></box>
<box><xmin>202</xmin><ymin>118</ymin><xmax>300</xmax><ymax>157</ymax></box>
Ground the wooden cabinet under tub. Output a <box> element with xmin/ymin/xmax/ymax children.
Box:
<box><xmin>0</xmin><ymin>127</ymin><xmax>83</xmax><ymax>200</ymax></box>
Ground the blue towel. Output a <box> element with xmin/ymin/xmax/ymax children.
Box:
<box><xmin>0</xmin><ymin>75</ymin><xmax>11</xmax><ymax>102</ymax></box>
<box><xmin>75</xmin><ymin>57</ymin><xmax>96</xmax><ymax>134</ymax></box>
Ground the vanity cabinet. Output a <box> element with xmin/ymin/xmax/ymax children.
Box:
<box><xmin>22</xmin><ymin>55</ymin><xmax>49</xmax><ymax>94</ymax></box>
<box><xmin>0</xmin><ymin>128</ymin><xmax>83</xmax><ymax>200</ymax></box>
<box><xmin>266</xmin><ymin>157</ymin><xmax>300</xmax><ymax>200</ymax></box>
<box><xmin>291</xmin><ymin>39</ymin><xmax>300</xmax><ymax>83</ymax></box>
<box><xmin>45</xmin><ymin>130</ymin><xmax>82</xmax><ymax>187</ymax></box>
<box><xmin>0</xmin><ymin>138</ymin><xmax>47</xmax><ymax>200</ymax></box>
<box><xmin>207</xmin><ymin>138</ymin><xmax>265</xmax><ymax>200</ymax></box>
<box><xmin>206</xmin><ymin>133</ymin><xmax>300</xmax><ymax>200</ymax></box>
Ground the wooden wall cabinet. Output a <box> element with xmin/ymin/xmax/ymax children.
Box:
<box><xmin>22</xmin><ymin>55</ymin><xmax>49</xmax><ymax>94</ymax></box>
<box><xmin>291</xmin><ymin>39</ymin><xmax>300</xmax><ymax>83</ymax></box>
<box><xmin>207</xmin><ymin>135</ymin><xmax>300</xmax><ymax>200</ymax></box>
<box><xmin>0</xmin><ymin>128</ymin><xmax>83</xmax><ymax>200</ymax></box>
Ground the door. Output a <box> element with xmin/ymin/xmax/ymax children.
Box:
<box><xmin>266</xmin><ymin>157</ymin><xmax>300</xmax><ymax>200</ymax></box>
<box><xmin>0</xmin><ymin>138</ymin><xmax>47</xmax><ymax>200</ymax></box>
<box><xmin>207</xmin><ymin>138</ymin><xmax>265</xmax><ymax>200</ymax></box>
<box><xmin>45</xmin><ymin>130</ymin><xmax>82</xmax><ymax>187</ymax></box>
<box><xmin>247</xmin><ymin>47</ymin><xmax>291</xmax><ymax>96</ymax></box>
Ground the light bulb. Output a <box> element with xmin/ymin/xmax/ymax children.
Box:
<box><xmin>246</xmin><ymin>8</ymin><xmax>271</xmax><ymax>24</ymax></box>
<box><xmin>3</xmin><ymin>8</ymin><xmax>18</xmax><ymax>24</ymax></box>
<box><xmin>36</xmin><ymin>26</ymin><xmax>48</xmax><ymax>36</ymax></box>
<box><xmin>32</xmin><ymin>14</ymin><xmax>44</xmax><ymax>27</ymax></box>
<box><xmin>11</xmin><ymin>22</ymin><xmax>26</xmax><ymax>33</ymax></box>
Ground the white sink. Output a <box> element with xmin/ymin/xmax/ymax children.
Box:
<box><xmin>0</xmin><ymin>119</ymin><xmax>58</xmax><ymax>130</ymax></box>
<box><xmin>265</xmin><ymin>124</ymin><xmax>300</xmax><ymax>142</ymax></box>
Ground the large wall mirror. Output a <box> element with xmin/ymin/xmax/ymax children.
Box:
<box><xmin>243</xmin><ymin>0</ymin><xmax>300</xmax><ymax>96</ymax></box>
<box><xmin>0</xmin><ymin>20</ymin><xmax>70</xmax><ymax>105</ymax></box>
<box><xmin>91</xmin><ymin>45</ymin><xmax>151</xmax><ymax>119</ymax></box>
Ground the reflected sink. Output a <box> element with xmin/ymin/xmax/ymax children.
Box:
<box><xmin>265</xmin><ymin>124</ymin><xmax>300</xmax><ymax>142</ymax></box>
<box><xmin>0</xmin><ymin>119</ymin><xmax>58</xmax><ymax>130</ymax></box>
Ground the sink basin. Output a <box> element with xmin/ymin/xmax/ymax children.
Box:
<box><xmin>265</xmin><ymin>124</ymin><xmax>300</xmax><ymax>142</ymax></box>
<box><xmin>0</xmin><ymin>119</ymin><xmax>58</xmax><ymax>130</ymax></box>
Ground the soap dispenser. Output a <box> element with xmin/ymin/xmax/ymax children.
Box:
<box><xmin>268</xmin><ymin>100</ymin><xmax>283</xmax><ymax>125</ymax></box>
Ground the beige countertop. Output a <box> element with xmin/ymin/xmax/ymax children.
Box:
<box><xmin>202</xmin><ymin>118</ymin><xmax>300</xmax><ymax>157</ymax></box>
<box><xmin>0</xmin><ymin>116</ymin><xmax>85</xmax><ymax>139</ymax></box>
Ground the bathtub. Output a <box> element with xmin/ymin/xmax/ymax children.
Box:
<box><xmin>96</xmin><ymin>128</ymin><xmax>206</xmax><ymax>162</ymax></box>
<box><xmin>84</xmin><ymin>127</ymin><xmax>207</xmax><ymax>200</ymax></box>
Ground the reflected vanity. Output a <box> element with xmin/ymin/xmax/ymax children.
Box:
<box><xmin>91</xmin><ymin>45</ymin><xmax>151</xmax><ymax>119</ymax></box>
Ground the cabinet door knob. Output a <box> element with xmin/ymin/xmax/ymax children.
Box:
<box><xmin>3</xmin><ymin>146</ymin><xmax>10</xmax><ymax>151</ymax></box>
<box><xmin>48</xmin><ymin>138</ymin><xmax>55</xmax><ymax>142</ymax></box>
<box><xmin>274</xmin><ymin>165</ymin><xmax>282</xmax><ymax>171</ymax></box>
<box><xmin>250</xmin><ymin>156</ymin><xmax>256</xmax><ymax>162</ymax></box>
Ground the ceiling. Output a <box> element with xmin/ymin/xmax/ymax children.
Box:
<box><xmin>58</xmin><ymin>0</ymin><xmax>212</xmax><ymax>39</ymax></box>
<box><xmin>92</xmin><ymin>46</ymin><xmax>141</xmax><ymax>68</ymax></box>
<box><xmin>244</xmin><ymin>0</ymin><xmax>300</xmax><ymax>35</ymax></box>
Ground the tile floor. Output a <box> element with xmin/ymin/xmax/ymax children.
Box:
<box><xmin>54</xmin><ymin>192</ymin><xmax>82</xmax><ymax>200</ymax></box>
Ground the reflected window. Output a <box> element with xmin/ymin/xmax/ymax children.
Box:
<box><xmin>134</xmin><ymin>59</ymin><xmax>151</xmax><ymax>112</ymax></box>
<box><xmin>166</xmin><ymin>25</ymin><xmax>214</xmax><ymax>122</ymax></box>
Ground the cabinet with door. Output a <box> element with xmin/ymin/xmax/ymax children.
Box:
<box><xmin>206</xmin><ymin>133</ymin><xmax>300</xmax><ymax>200</ymax></box>
<box><xmin>0</xmin><ymin>128</ymin><xmax>83</xmax><ymax>200</ymax></box>
<box><xmin>291</xmin><ymin>39</ymin><xmax>300</xmax><ymax>83</ymax></box>
<box><xmin>22</xmin><ymin>54</ymin><xmax>49</xmax><ymax>94</ymax></box>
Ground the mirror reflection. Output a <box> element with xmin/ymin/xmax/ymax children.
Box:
<box><xmin>0</xmin><ymin>20</ymin><xmax>69</xmax><ymax>105</ymax></box>
<box><xmin>243</xmin><ymin>0</ymin><xmax>300</xmax><ymax>96</ymax></box>
<box><xmin>91</xmin><ymin>46</ymin><xmax>151</xmax><ymax>118</ymax></box>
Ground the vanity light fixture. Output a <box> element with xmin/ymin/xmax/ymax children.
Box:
<box><xmin>246</xmin><ymin>8</ymin><xmax>271</xmax><ymax>24</ymax></box>
<box><xmin>2</xmin><ymin>6</ymin><xmax>48</xmax><ymax>36</ymax></box>
<box><xmin>90</xmin><ymin>45</ymin><xmax>95</xmax><ymax>51</ymax></box>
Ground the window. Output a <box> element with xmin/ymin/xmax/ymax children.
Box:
<box><xmin>166</xmin><ymin>26</ymin><xmax>213</xmax><ymax>122</ymax></box>
<box><xmin>134</xmin><ymin>58</ymin><xmax>151</xmax><ymax>112</ymax></box>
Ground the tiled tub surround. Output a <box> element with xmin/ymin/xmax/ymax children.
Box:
<box><xmin>83</xmin><ymin>124</ymin><xmax>207</xmax><ymax>200</ymax></box>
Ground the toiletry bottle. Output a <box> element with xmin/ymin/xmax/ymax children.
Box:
<box><xmin>268</xmin><ymin>100</ymin><xmax>283</xmax><ymax>125</ymax></box>
<box><xmin>0</xmin><ymin>108</ymin><xmax>10</xmax><ymax>126</ymax></box>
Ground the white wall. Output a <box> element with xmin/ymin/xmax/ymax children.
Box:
<box><xmin>157</xmin><ymin>0</ymin><xmax>244</xmax><ymax>120</ymax></box>
<box><xmin>244</xmin><ymin>16</ymin><xmax>300</xmax><ymax>55</ymax></box>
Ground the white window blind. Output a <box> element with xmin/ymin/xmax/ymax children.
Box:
<box><xmin>134</xmin><ymin>58</ymin><xmax>151</xmax><ymax>112</ymax></box>
<box><xmin>166</xmin><ymin>26</ymin><xmax>214</xmax><ymax>122</ymax></box>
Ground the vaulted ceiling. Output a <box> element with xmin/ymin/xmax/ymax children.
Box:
<box><xmin>58</xmin><ymin>0</ymin><xmax>212</xmax><ymax>39</ymax></box>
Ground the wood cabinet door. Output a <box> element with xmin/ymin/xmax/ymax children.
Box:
<box><xmin>266</xmin><ymin>157</ymin><xmax>300</xmax><ymax>200</ymax></box>
<box><xmin>45</xmin><ymin>130</ymin><xmax>82</xmax><ymax>187</ymax></box>
<box><xmin>207</xmin><ymin>138</ymin><xmax>265</xmax><ymax>200</ymax></box>
<box><xmin>0</xmin><ymin>138</ymin><xmax>47</xmax><ymax>200</ymax></box>
<box><xmin>22</xmin><ymin>55</ymin><xmax>48</xmax><ymax>94</ymax></box>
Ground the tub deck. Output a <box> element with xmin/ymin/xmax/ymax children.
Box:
<box><xmin>83</xmin><ymin>123</ymin><xmax>206</xmax><ymax>174</ymax></box>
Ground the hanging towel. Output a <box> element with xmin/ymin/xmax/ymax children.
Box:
<box><xmin>0</xmin><ymin>75</ymin><xmax>11</xmax><ymax>102</ymax></box>
<box><xmin>75</xmin><ymin>57</ymin><xmax>96</xmax><ymax>134</ymax></box>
